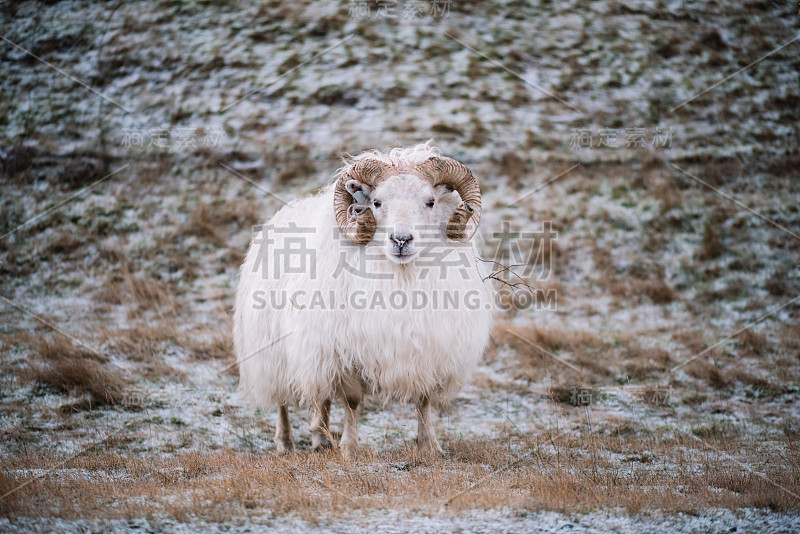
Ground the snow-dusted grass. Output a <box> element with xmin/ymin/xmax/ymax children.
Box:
<box><xmin>2</xmin><ymin>0</ymin><xmax>799</xmax><ymax>531</ymax></box>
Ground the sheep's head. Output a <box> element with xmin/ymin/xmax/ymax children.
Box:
<box><xmin>334</xmin><ymin>156</ymin><xmax>482</xmax><ymax>264</ymax></box>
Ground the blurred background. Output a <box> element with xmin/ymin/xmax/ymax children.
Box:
<box><xmin>1</xmin><ymin>0</ymin><xmax>799</xmax><ymax>529</ymax></box>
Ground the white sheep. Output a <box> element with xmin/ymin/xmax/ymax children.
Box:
<box><xmin>233</xmin><ymin>142</ymin><xmax>492</xmax><ymax>457</ymax></box>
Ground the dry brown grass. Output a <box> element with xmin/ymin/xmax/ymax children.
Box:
<box><xmin>97</xmin><ymin>253</ymin><xmax>179</xmax><ymax>316</ymax></box>
<box><xmin>672</xmin><ymin>329</ymin><xmax>707</xmax><ymax>354</ymax></box>
<box><xmin>183</xmin><ymin>200</ymin><xmax>261</xmax><ymax>249</ymax></box>
<box><xmin>43</xmin><ymin>232</ymin><xmax>84</xmax><ymax>257</ymax></box>
<box><xmin>780</xmin><ymin>323</ymin><xmax>800</xmax><ymax>351</ymax></box>
<box><xmin>493</xmin><ymin>278</ymin><xmax>564</xmax><ymax>318</ymax></box>
<box><xmin>102</xmin><ymin>324</ymin><xmax>176</xmax><ymax>362</ymax></box>
<box><xmin>697</xmin><ymin>217</ymin><xmax>724</xmax><ymax>261</ymax></box>
<box><xmin>765</xmin><ymin>268</ymin><xmax>793</xmax><ymax>297</ymax></box>
<box><xmin>1</xmin><ymin>433</ymin><xmax>797</xmax><ymax>521</ymax></box>
<box><xmin>100</xmin><ymin>323</ymin><xmax>183</xmax><ymax>379</ymax></box>
<box><xmin>99</xmin><ymin>322</ymin><xmax>233</xmax><ymax>378</ymax></box>
<box><xmin>496</xmin><ymin>152</ymin><xmax>528</xmax><ymax>188</ymax></box>
<box><xmin>466</xmin><ymin>119</ymin><xmax>489</xmax><ymax>147</ymax></box>
<box><xmin>620</xmin><ymin>269</ymin><xmax>677</xmax><ymax>304</ymax></box>
<box><xmin>677</xmin><ymin>156</ymin><xmax>742</xmax><ymax>188</ymax></box>
<box><xmin>490</xmin><ymin>321</ymin><xmax>683</xmax><ymax>390</ymax></box>
<box><xmin>653</xmin><ymin>176</ymin><xmax>684</xmax><ymax>214</ymax></box>
<box><xmin>470</xmin><ymin>371</ymin><xmax>531</xmax><ymax>396</ymax></box>
<box><xmin>698</xmin><ymin>276</ymin><xmax>751</xmax><ymax>304</ymax></box>
<box><xmin>22</xmin><ymin>336</ymin><xmax>127</xmax><ymax>409</ymax></box>
<box><xmin>736</xmin><ymin>328</ymin><xmax>767</xmax><ymax>358</ymax></box>
<box><xmin>592</xmin><ymin>246</ymin><xmax>678</xmax><ymax>305</ymax></box>
<box><xmin>490</xmin><ymin>323</ymin><xmax>620</xmax><ymax>384</ymax></box>
<box><xmin>184</xmin><ymin>203</ymin><xmax>227</xmax><ymax>247</ymax></box>
<box><xmin>623</xmin><ymin>348</ymin><xmax>673</xmax><ymax>381</ymax></box>
<box><xmin>184</xmin><ymin>333</ymin><xmax>233</xmax><ymax>361</ymax></box>
<box><xmin>152</xmin><ymin>235</ymin><xmax>199</xmax><ymax>282</ymax></box>
<box><xmin>36</xmin><ymin>334</ymin><xmax>107</xmax><ymax>363</ymax></box>
<box><xmin>729</xmin><ymin>367</ymin><xmax>771</xmax><ymax>390</ymax></box>
<box><xmin>685</xmin><ymin>359</ymin><xmax>731</xmax><ymax>390</ymax></box>
<box><xmin>273</xmin><ymin>143</ymin><xmax>317</xmax><ymax>185</ymax></box>
<box><xmin>491</xmin><ymin>324</ymin><xmax>601</xmax><ymax>362</ymax></box>
<box><xmin>179</xmin><ymin>327</ymin><xmax>234</xmax><ymax>368</ymax></box>
<box><xmin>632</xmin><ymin>278</ymin><xmax>678</xmax><ymax>304</ymax></box>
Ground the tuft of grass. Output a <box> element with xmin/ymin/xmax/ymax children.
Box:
<box><xmin>182</xmin><ymin>329</ymin><xmax>233</xmax><ymax>362</ymax></box>
<box><xmin>185</xmin><ymin>203</ymin><xmax>227</xmax><ymax>247</ymax></box>
<box><xmin>496</xmin><ymin>152</ymin><xmax>528</xmax><ymax>188</ymax></box>
<box><xmin>0</xmin><ymin>144</ymin><xmax>36</xmax><ymax>180</ymax></box>
<box><xmin>685</xmin><ymin>359</ymin><xmax>731</xmax><ymax>390</ymax></box>
<box><xmin>100</xmin><ymin>323</ymin><xmax>184</xmax><ymax>379</ymax></box>
<box><xmin>58</xmin><ymin>156</ymin><xmax>108</xmax><ymax>188</ymax></box>
<box><xmin>25</xmin><ymin>336</ymin><xmax>127</xmax><ymax>408</ymax></box>
<box><xmin>273</xmin><ymin>143</ymin><xmax>316</xmax><ymax>185</ymax></box>
<box><xmin>624</xmin><ymin>348</ymin><xmax>672</xmax><ymax>381</ymax></box>
<box><xmin>97</xmin><ymin>253</ymin><xmax>179</xmax><ymax>315</ymax></box>
<box><xmin>765</xmin><ymin>268</ymin><xmax>794</xmax><ymax>297</ymax></box>
<box><xmin>638</xmin><ymin>279</ymin><xmax>678</xmax><ymax>304</ymax></box>
<box><xmin>682</xmin><ymin>393</ymin><xmax>708</xmax><ymax>406</ymax></box>
<box><xmin>183</xmin><ymin>200</ymin><xmax>260</xmax><ymax>250</ymax></box>
<box><xmin>653</xmin><ymin>177</ymin><xmax>684</xmax><ymax>213</ymax></box>
<box><xmin>0</xmin><ymin>470</ymin><xmax>17</xmax><ymax>516</ymax></box>
<box><xmin>37</xmin><ymin>335</ymin><xmax>107</xmax><ymax>363</ymax></box>
<box><xmin>43</xmin><ymin>232</ymin><xmax>84</xmax><ymax>257</ymax></box>
<box><xmin>491</xmin><ymin>323</ymin><xmax>622</xmax><ymax>383</ymax></box>
<box><xmin>697</xmin><ymin>218</ymin><xmax>724</xmax><ymax>261</ymax></box>
<box><xmin>494</xmin><ymin>324</ymin><xmax>602</xmax><ymax>356</ymax></box>
<box><xmin>672</xmin><ymin>329</ymin><xmax>706</xmax><ymax>354</ymax></box>
<box><xmin>736</xmin><ymin>329</ymin><xmax>766</xmax><ymax>358</ymax></box>
<box><xmin>691</xmin><ymin>422</ymin><xmax>738</xmax><ymax>439</ymax></box>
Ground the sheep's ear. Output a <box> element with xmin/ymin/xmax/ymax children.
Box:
<box><xmin>434</xmin><ymin>183</ymin><xmax>460</xmax><ymax>213</ymax></box>
<box><xmin>346</xmin><ymin>180</ymin><xmax>373</xmax><ymax>203</ymax></box>
<box><xmin>434</xmin><ymin>183</ymin><xmax>455</xmax><ymax>196</ymax></box>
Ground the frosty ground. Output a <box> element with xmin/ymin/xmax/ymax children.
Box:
<box><xmin>1</xmin><ymin>0</ymin><xmax>799</xmax><ymax>532</ymax></box>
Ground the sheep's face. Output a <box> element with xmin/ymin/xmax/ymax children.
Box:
<box><xmin>346</xmin><ymin>174</ymin><xmax>461</xmax><ymax>265</ymax></box>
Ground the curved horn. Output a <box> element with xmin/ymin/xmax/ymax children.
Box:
<box><xmin>414</xmin><ymin>157</ymin><xmax>482</xmax><ymax>241</ymax></box>
<box><xmin>334</xmin><ymin>159</ymin><xmax>396</xmax><ymax>245</ymax></box>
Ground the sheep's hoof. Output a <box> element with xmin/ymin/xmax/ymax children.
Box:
<box><xmin>312</xmin><ymin>434</ymin><xmax>334</xmax><ymax>451</ymax></box>
<box><xmin>417</xmin><ymin>439</ymin><xmax>445</xmax><ymax>457</ymax></box>
<box><xmin>339</xmin><ymin>441</ymin><xmax>359</xmax><ymax>461</ymax></box>
<box><xmin>274</xmin><ymin>439</ymin><xmax>295</xmax><ymax>455</ymax></box>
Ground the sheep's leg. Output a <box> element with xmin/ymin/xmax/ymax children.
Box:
<box><xmin>275</xmin><ymin>404</ymin><xmax>294</xmax><ymax>454</ymax></box>
<box><xmin>416</xmin><ymin>396</ymin><xmax>444</xmax><ymax>455</ymax></box>
<box><xmin>310</xmin><ymin>399</ymin><xmax>333</xmax><ymax>450</ymax></box>
<box><xmin>339</xmin><ymin>394</ymin><xmax>361</xmax><ymax>460</ymax></box>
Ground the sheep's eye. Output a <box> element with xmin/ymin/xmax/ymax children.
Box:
<box><xmin>373</xmin><ymin>200</ymin><xmax>381</xmax><ymax>208</ymax></box>
<box><xmin>426</xmin><ymin>198</ymin><xmax>435</xmax><ymax>208</ymax></box>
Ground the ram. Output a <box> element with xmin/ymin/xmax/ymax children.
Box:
<box><xmin>233</xmin><ymin>142</ymin><xmax>492</xmax><ymax>457</ymax></box>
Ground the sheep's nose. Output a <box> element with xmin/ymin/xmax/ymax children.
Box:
<box><xmin>391</xmin><ymin>233</ymin><xmax>413</xmax><ymax>250</ymax></box>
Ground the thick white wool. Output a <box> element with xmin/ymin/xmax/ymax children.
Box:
<box><xmin>233</xmin><ymin>143</ymin><xmax>493</xmax><ymax>408</ymax></box>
